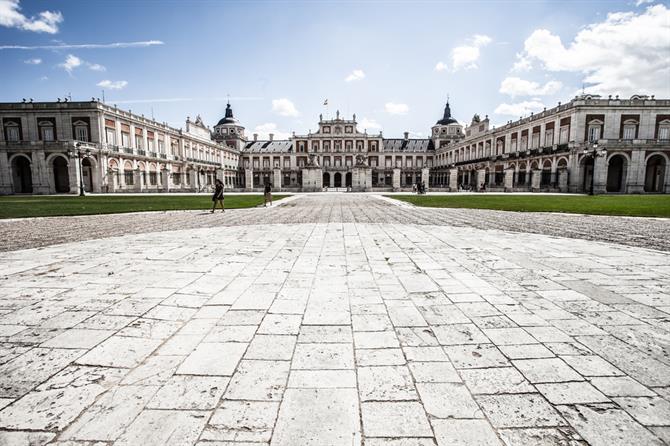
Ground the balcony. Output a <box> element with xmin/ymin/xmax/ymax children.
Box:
<box><xmin>123</xmin><ymin>147</ymin><xmax>133</xmax><ymax>154</ymax></box>
<box><xmin>150</xmin><ymin>151</ymin><xmax>157</xmax><ymax>158</ymax></box>
<box><xmin>160</xmin><ymin>153</ymin><xmax>167</xmax><ymax>159</ymax></box>
<box><xmin>137</xmin><ymin>150</ymin><xmax>147</xmax><ymax>156</ymax></box>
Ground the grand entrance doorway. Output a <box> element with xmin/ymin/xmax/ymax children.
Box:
<box><xmin>11</xmin><ymin>156</ymin><xmax>32</xmax><ymax>193</ymax></box>
<box><xmin>345</xmin><ymin>172</ymin><xmax>352</xmax><ymax>188</ymax></box>
<box><xmin>606</xmin><ymin>155</ymin><xmax>626</xmax><ymax>193</ymax></box>
<box><xmin>323</xmin><ymin>172</ymin><xmax>330</xmax><ymax>188</ymax></box>
<box><xmin>334</xmin><ymin>172</ymin><xmax>342</xmax><ymax>188</ymax></box>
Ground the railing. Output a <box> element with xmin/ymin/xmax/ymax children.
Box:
<box><xmin>123</xmin><ymin>147</ymin><xmax>133</xmax><ymax>154</ymax></box>
<box><xmin>160</xmin><ymin>153</ymin><xmax>167</xmax><ymax>159</ymax></box>
<box><xmin>150</xmin><ymin>151</ymin><xmax>157</xmax><ymax>158</ymax></box>
<box><xmin>137</xmin><ymin>150</ymin><xmax>146</xmax><ymax>156</ymax></box>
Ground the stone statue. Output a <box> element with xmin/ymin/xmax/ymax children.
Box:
<box><xmin>355</xmin><ymin>154</ymin><xmax>368</xmax><ymax>167</ymax></box>
<box><xmin>307</xmin><ymin>153</ymin><xmax>320</xmax><ymax>167</ymax></box>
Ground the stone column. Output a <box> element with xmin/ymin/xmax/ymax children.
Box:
<box><xmin>476</xmin><ymin>169</ymin><xmax>486</xmax><ymax>190</ymax></box>
<box><xmin>626</xmin><ymin>149</ymin><xmax>645</xmax><ymax>194</ymax></box>
<box><xmin>531</xmin><ymin>169</ymin><xmax>542</xmax><ymax>191</ymax></box>
<box><xmin>557</xmin><ymin>167</ymin><xmax>568</xmax><ymax>192</ymax></box>
<box><xmin>134</xmin><ymin>169</ymin><xmax>142</xmax><ymax>192</ymax></box>
<box><xmin>245</xmin><ymin>168</ymin><xmax>253</xmax><ymax>191</ymax></box>
<box><xmin>392</xmin><ymin>168</ymin><xmax>401</xmax><ymax>191</ymax></box>
<box><xmin>592</xmin><ymin>155</ymin><xmax>607</xmax><ymax>195</ymax></box>
<box><xmin>163</xmin><ymin>168</ymin><xmax>172</xmax><ymax>192</ymax></box>
<box><xmin>189</xmin><ymin>169</ymin><xmax>198</xmax><ymax>192</ymax></box>
<box><xmin>421</xmin><ymin>167</ymin><xmax>429</xmax><ymax>189</ymax></box>
<box><xmin>68</xmin><ymin>155</ymin><xmax>80</xmax><ymax>195</ymax></box>
<box><xmin>449</xmin><ymin>169</ymin><xmax>458</xmax><ymax>191</ymax></box>
<box><xmin>488</xmin><ymin>168</ymin><xmax>495</xmax><ymax>188</ymax></box>
<box><xmin>273</xmin><ymin>168</ymin><xmax>282</xmax><ymax>191</ymax></box>
<box><xmin>33</xmin><ymin>150</ymin><xmax>50</xmax><ymax>194</ymax></box>
<box><xmin>504</xmin><ymin>168</ymin><xmax>514</xmax><ymax>191</ymax></box>
<box><xmin>0</xmin><ymin>151</ymin><xmax>11</xmax><ymax>194</ymax></box>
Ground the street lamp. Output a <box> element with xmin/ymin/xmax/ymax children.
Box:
<box><xmin>582</xmin><ymin>142</ymin><xmax>607</xmax><ymax>195</ymax></box>
<box><xmin>68</xmin><ymin>142</ymin><xmax>92</xmax><ymax>196</ymax></box>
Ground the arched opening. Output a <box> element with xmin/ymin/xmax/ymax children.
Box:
<box><xmin>645</xmin><ymin>155</ymin><xmax>666</xmax><ymax>193</ymax></box>
<box><xmin>53</xmin><ymin>156</ymin><xmax>70</xmax><ymax>193</ymax></box>
<box><xmin>606</xmin><ymin>155</ymin><xmax>626</xmax><ymax>193</ymax></box>
<box><xmin>345</xmin><ymin>172</ymin><xmax>352</xmax><ymax>188</ymax></box>
<box><xmin>323</xmin><ymin>172</ymin><xmax>330</xmax><ymax>188</ymax></box>
<box><xmin>334</xmin><ymin>172</ymin><xmax>342</xmax><ymax>188</ymax></box>
<box><xmin>11</xmin><ymin>156</ymin><xmax>32</xmax><ymax>193</ymax></box>
<box><xmin>81</xmin><ymin>157</ymin><xmax>94</xmax><ymax>192</ymax></box>
<box><xmin>582</xmin><ymin>156</ymin><xmax>595</xmax><ymax>194</ymax></box>
<box><xmin>541</xmin><ymin>160</ymin><xmax>552</xmax><ymax>187</ymax></box>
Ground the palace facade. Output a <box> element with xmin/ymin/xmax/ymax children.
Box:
<box><xmin>1</xmin><ymin>94</ymin><xmax>668</xmax><ymax>195</ymax></box>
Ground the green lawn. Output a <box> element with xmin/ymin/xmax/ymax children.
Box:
<box><xmin>388</xmin><ymin>194</ymin><xmax>670</xmax><ymax>218</ymax></box>
<box><xmin>0</xmin><ymin>195</ymin><xmax>289</xmax><ymax>219</ymax></box>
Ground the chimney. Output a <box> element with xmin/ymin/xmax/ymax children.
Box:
<box><xmin>253</xmin><ymin>133</ymin><xmax>258</xmax><ymax>141</ymax></box>
<box><xmin>269</xmin><ymin>133</ymin><xmax>274</xmax><ymax>141</ymax></box>
<box><xmin>404</xmin><ymin>131</ymin><xmax>409</xmax><ymax>141</ymax></box>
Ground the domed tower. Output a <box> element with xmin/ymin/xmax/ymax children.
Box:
<box><xmin>431</xmin><ymin>100</ymin><xmax>463</xmax><ymax>149</ymax></box>
<box><xmin>213</xmin><ymin>102</ymin><xmax>246</xmax><ymax>150</ymax></box>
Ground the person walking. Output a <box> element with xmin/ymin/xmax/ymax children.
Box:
<box><xmin>211</xmin><ymin>179</ymin><xmax>225</xmax><ymax>213</ymax></box>
<box><xmin>264</xmin><ymin>182</ymin><xmax>272</xmax><ymax>207</ymax></box>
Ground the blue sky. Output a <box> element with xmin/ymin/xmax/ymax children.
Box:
<box><xmin>1</xmin><ymin>0</ymin><xmax>669</xmax><ymax>139</ymax></box>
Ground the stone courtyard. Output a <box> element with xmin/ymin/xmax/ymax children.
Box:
<box><xmin>0</xmin><ymin>194</ymin><xmax>669</xmax><ymax>445</ymax></box>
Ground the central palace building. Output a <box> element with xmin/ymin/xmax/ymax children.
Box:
<box><xmin>0</xmin><ymin>94</ymin><xmax>668</xmax><ymax>195</ymax></box>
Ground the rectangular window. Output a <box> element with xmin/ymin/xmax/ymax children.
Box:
<box><xmin>559</xmin><ymin>126</ymin><xmax>569</xmax><ymax>144</ymax></box>
<box><xmin>135</xmin><ymin>135</ymin><xmax>143</xmax><ymax>149</ymax></box>
<box><xmin>41</xmin><ymin>127</ymin><xmax>54</xmax><ymax>141</ymax></box>
<box><xmin>6</xmin><ymin>126</ymin><xmax>19</xmax><ymax>141</ymax></box>
<box><xmin>106</xmin><ymin>128</ymin><xmax>116</xmax><ymax>145</ymax></box>
<box><xmin>121</xmin><ymin>132</ymin><xmax>130</xmax><ymax>147</ymax></box>
<box><xmin>545</xmin><ymin>130</ymin><xmax>554</xmax><ymax>146</ymax></box>
<box><xmin>75</xmin><ymin>126</ymin><xmax>89</xmax><ymax>142</ymax></box>
<box><xmin>588</xmin><ymin>126</ymin><xmax>600</xmax><ymax>142</ymax></box>
<box><xmin>623</xmin><ymin>125</ymin><xmax>636</xmax><ymax>140</ymax></box>
<box><xmin>659</xmin><ymin>126</ymin><xmax>670</xmax><ymax>140</ymax></box>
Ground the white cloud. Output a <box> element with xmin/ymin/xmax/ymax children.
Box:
<box><xmin>272</xmin><ymin>98</ymin><xmax>299</xmax><ymax>117</ymax></box>
<box><xmin>517</xmin><ymin>4</ymin><xmax>670</xmax><ymax>96</ymax></box>
<box><xmin>358</xmin><ymin>117</ymin><xmax>382</xmax><ymax>131</ymax></box>
<box><xmin>499</xmin><ymin>77</ymin><xmax>562</xmax><ymax>97</ymax></box>
<box><xmin>451</xmin><ymin>34</ymin><xmax>492</xmax><ymax>71</ymax></box>
<box><xmin>23</xmin><ymin>57</ymin><xmax>40</xmax><ymax>64</ymax></box>
<box><xmin>58</xmin><ymin>54</ymin><xmax>81</xmax><ymax>73</ymax></box>
<box><xmin>250</xmin><ymin>122</ymin><xmax>291</xmax><ymax>140</ymax></box>
<box><xmin>87</xmin><ymin>63</ymin><xmax>105</xmax><ymax>71</ymax></box>
<box><xmin>0</xmin><ymin>0</ymin><xmax>63</xmax><ymax>34</ymax></box>
<box><xmin>494</xmin><ymin>100</ymin><xmax>545</xmax><ymax>116</ymax></box>
<box><xmin>434</xmin><ymin>61</ymin><xmax>448</xmax><ymax>72</ymax></box>
<box><xmin>385</xmin><ymin>102</ymin><xmax>409</xmax><ymax>115</ymax></box>
<box><xmin>58</xmin><ymin>54</ymin><xmax>106</xmax><ymax>74</ymax></box>
<box><xmin>511</xmin><ymin>53</ymin><xmax>532</xmax><ymax>72</ymax></box>
<box><xmin>636</xmin><ymin>0</ymin><xmax>654</xmax><ymax>6</ymax></box>
<box><xmin>97</xmin><ymin>80</ymin><xmax>128</xmax><ymax>90</ymax></box>
<box><xmin>0</xmin><ymin>40</ymin><xmax>164</xmax><ymax>50</ymax></box>
<box><xmin>345</xmin><ymin>69</ymin><xmax>365</xmax><ymax>82</ymax></box>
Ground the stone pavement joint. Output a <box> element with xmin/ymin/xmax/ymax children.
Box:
<box><xmin>0</xmin><ymin>194</ymin><xmax>668</xmax><ymax>445</ymax></box>
<box><xmin>1</xmin><ymin>193</ymin><xmax>669</xmax><ymax>252</ymax></box>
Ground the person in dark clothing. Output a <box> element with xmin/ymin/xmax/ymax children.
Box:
<box><xmin>264</xmin><ymin>183</ymin><xmax>272</xmax><ymax>207</ymax></box>
<box><xmin>211</xmin><ymin>179</ymin><xmax>225</xmax><ymax>213</ymax></box>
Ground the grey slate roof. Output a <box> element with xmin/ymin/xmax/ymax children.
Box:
<box><xmin>382</xmin><ymin>139</ymin><xmax>434</xmax><ymax>152</ymax></box>
<box><xmin>244</xmin><ymin>140</ymin><xmax>293</xmax><ymax>153</ymax></box>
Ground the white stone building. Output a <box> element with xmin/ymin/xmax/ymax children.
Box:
<box><xmin>1</xmin><ymin>94</ymin><xmax>668</xmax><ymax>195</ymax></box>
<box><xmin>433</xmin><ymin>95</ymin><xmax>670</xmax><ymax>194</ymax></box>
<box><xmin>0</xmin><ymin>100</ymin><xmax>240</xmax><ymax>195</ymax></box>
